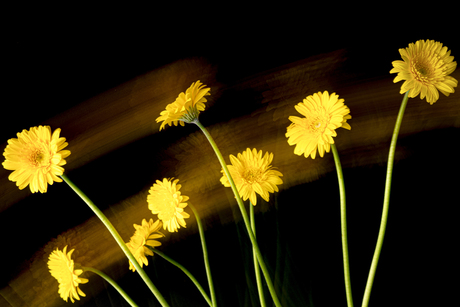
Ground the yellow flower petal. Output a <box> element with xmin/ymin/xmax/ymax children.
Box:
<box><xmin>47</xmin><ymin>246</ymin><xmax>88</xmax><ymax>303</ymax></box>
<box><xmin>147</xmin><ymin>178</ymin><xmax>190</xmax><ymax>232</ymax></box>
<box><xmin>220</xmin><ymin>148</ymin><xmax>283</xmax><ymax>206</ymax></box>
<box><xmin>126</xmin><ymin>218</ymin><xmax>164</xmax><ymax>272</ymax></box>
<box><xmin>2</xmin><ymin>125</ymin><xmax>70</xmax><ymax>193</ymax></box>
<box><xmin>390</xmin><ymin>39</ymin><xmax>458</xmax><ymax>104</ymax></box>
<box><xmin>285</xmin><ymin>91</ymin><xmax>351</xmax><ymax>159</ymax></box>
<box><xmin>156</xmin><ymin>80</ymin><xmax>211</xmax><ymax>130</ymax></box>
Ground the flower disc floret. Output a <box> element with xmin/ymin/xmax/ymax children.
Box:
<box><xmin>2</xmin><ymin>125</ymin><xmax>71</xmax><ymax>193</ymax></box>
<box><xmin>126</xmin><ymin>218</ymin><xmax>164</xmax><ymax>272</ymax></box>
<box><xmin>220</xmin><ymin>148</ymin><xmax>283</xmax><ymax>206</ymax></box>
<box><xmin>390</xmin><ymin>39</ymin><xmax>457</xmax><ymax>104</ymax></box>
<box><xmin>156</xmin><ymin>80</ymin><xmax>211</xmax><ymax>130</ymax></box>
<box><xmin>47</xmin><ymin>246</ymin><xmax>88</xmax><ymax>303</ymax></box>
<box><xmin>147</xmin><ymin>178</ymin><xmax>190</xmax><ymax>232</ymax></box>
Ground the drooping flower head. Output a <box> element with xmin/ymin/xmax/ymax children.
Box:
<box><xmin>220</xmin><ymin>148</ymin><xmax>283</xmax><ymax>206</ymax></box>
<box><xmin>147</xmin><ymin>178</ymin><xmax>190</xmax><ymax>232</ymax></box>
<box><xmin>47</xmin><ymin>246</ymin><xmax>89</xmax><ymax>303</ymax></box>
<box><xmin>390</xmin><ymin>39</ymin><xmax>457</xmax><ymax>104</ymax></box>
<box><xmin>285</xmin><ymin>91</ymin><xmax>351</xmax><ymax>159</ymax></box>
<box><xmin>126</xmin><ymin>218</ymin><xmax>164</xmax><ymax>272</ymax></box>
<box><xmin>2</xmin><ymin>125</ymin><xmax>71</xmax><ymax>193</ymax></box>
<box><xmin>156</xmin><ymin>80</ymin><xmax>211</xmax><ymax>130</ymax></box>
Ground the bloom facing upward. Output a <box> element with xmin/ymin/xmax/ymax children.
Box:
<box><xmin>390</xmin><ymin>39</ymin><xmax>457</xmax><ymax>104</ymax></box>
<box><xmin>147</xmin><ymin>178</ymin><xmax>190</xmax><ymax>232</ymax></box>
<box><xmin>286</xmin><ymin>91</ymin><xmax>351</xmax><ymax>159</ymax></box>
<box><xmin>156</xmin><ymin>80</ymin><xmax>211</xmax><ymax>130</ymax></box>
<box><xmin>47</xmin><ymin>246</ymin><xmax>89</xmax><ymax>303</ymax></box>
<box><xmin>220</xmin><ymin>148</ymin><xmax>283</xmax><ymax>206</ymax></box>
<box><xmin>2</xmin><ymin>125</ymin><xmax>71</xmax><ymax>193</ymax></box>
<box><xmin>126</xmin><ymin>218</ymin><xmax>164</xmax><ymax>272</ymax></box>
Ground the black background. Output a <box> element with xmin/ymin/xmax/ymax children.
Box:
<box><xmin>1</xmin><ymin>3</ymin><xmax>459</xmax><ymax>307</ymax></box>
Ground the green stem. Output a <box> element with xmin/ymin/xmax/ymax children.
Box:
<box><xmin>188</xmin><ymin>202</ymin><xmax>217</xmax><ymax>307</ymax></box>
<box><xmin>60</xmin><ymin>174</ymin><xmax>170</xmax><ymax>307</ymax></box>
<box><xmin>148</xmin><ymin>247</ymin><xmax>212</xmax><ymax>307</ymax></box>
<box><xmin>193</xmin><ymin>119</ymin><xmax>282</xmax><ymax>307</ymax></box>
<box><xmin>82</xmin><ymin>266</ymin><xmax>139</xmax><ymax>307</ymax></box>
<box><xmin>331</xmin><ymin>143</ymin><xmax>354</xmax><ymax>307</ymax></box>
<box><xmin>250</xmin><ymin>201</ymin><xmax>266</xmax><ymax>307</ymax></box>
<box><xmin>361</xmin><ymin>90</ymin><xmax>410</xmax><ymax>307</ymax></box>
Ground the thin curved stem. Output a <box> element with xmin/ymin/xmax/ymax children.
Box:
<box><xmin>250</xmin><ymin>201</ymin><xmax>266</xmax><ymax>307</ymax></box>
<box><xmin>193</xmin><ymin>119</ymin><xmax>282</xmax><ymax>307</ymax></box>
<box><xmin>331</xmin><ymin>143</ymin><xmax>354</xmax><ymax>307</ymax></box>
<box><xmin>82</xmin><ymin>266</ymin><xmax>138</xmax><ymax>307</ymax></box>
<box><xmin>188</xmin><ymin>202</ymin><xmax>216</xmax><ymax>307</ymax></box>
<box><xmin>361</xmin><ymin>90</ymin><xmax>410</xmax><ymax>307</ymax></box>
<box><xmin>148</xmin><ymin>248</ymin><xmax>212</xmax><ymax>307</ymax></box>
<box><xmin>60</xmin><ymin>174</ymin><xmax>170</xmax><ymax>307</ymax></box>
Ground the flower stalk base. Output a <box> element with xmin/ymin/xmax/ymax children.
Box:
<box><xmin>189</xmin><ymin>202</ymin><xmax>217</xmax><ymax>307</ymax></box>
<box><xmin>361</xmin><ymin>90</ymin><xmax>410</xmax><ymax>307</ymax></box>
<box><xmin>83</xmin><ymin>266</ymin><xmax>139</xmax><ymax>307</ymax></box>
<box><xmin>149</xmin><ymin>248</ymin><xmax>212</xmax><ymax>306</ymax></box>
<box><xmin>331</xmin><ymin>143</ymin><xmax>354</xmax><ymax>307</ymax></box>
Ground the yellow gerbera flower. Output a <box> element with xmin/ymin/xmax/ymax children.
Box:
<box><xmin>47</xmin><ymin>246</ymin><xmax>89</xmax><ymax>303</ymax></box>
<box><xmin>126</xmin><ymin>218</ymin><xmax>164</xmax><ymax>272</ymax></box>
<box><xmin>390</xmin><ymin>39</ymin><xmax>458</xmax><ymax>104</ymax></box>
<box><xmin>220</xmin><ymin>148</ymin><xmax>283</xmax><ymax>206</ymax></box>
<box><xmin>2</xmin><ymin>125</ymin><xmax>71</xmax><ymax>193</ymax></box>
<box><xmin>156</xmin><ymin>80</ymin><xmax>211</xmax><ymax>130</ymax></box>
<box><xmin>147</xmin><ymin>178</ymin><xmax>190</xmax><ymax>232</ymax></box>
<box><xmin>285</xmin><ymin>91</ymin><xmax>351</xmax><ymax>159</ymax></box>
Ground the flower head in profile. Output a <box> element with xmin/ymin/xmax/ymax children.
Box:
<box><xmin>126</xmin><ymin>218</ymin><xmax>164</xmax><ymax>272</ymax></box>
<box><xmin>285</xmin><ymin>91</ymin><xmax>351</xmax><ymax>159</ymax></box>
<box><xmin>47</xmin><ymin>246</ymin><xmax>88</xmax><ymax>303</ymax></box>
<box><xmin>2</xmin><ymin>125</ymin><xmax>71</xmax><ymax>193</ymax></box>
<box><xmin>156</xmin><ymin>80</ymin><xmax>211</xmax><ymax>130</ymax></box>
<box><xmin>390</xmin><ymin>39</ymin><xmax>457</xmax><ymax>104</ymax></box>
<box><xmin>147</xmin><ymin>178</ymin><xmax>190</xmax><ymax>232</ymax></box>
<box><xmin>220</xmin><ymin>148</ymin><xmax>283</xmax><ymax>206</ymax></box>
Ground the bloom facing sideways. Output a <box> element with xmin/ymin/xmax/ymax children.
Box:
<box><xmin>286</xmin><ymin>91</ymin><xmax>351</xmax><ymax>159</ymax></box>
<box><xmin>156</xmin><ymin>80</ymin><xmax>211</xmax><ymax>130</ymax></box>
<box><xmin>220</xmin><ymin>148</ymin><xmax>283</xmax><ymax>206</ymax></box>
<box><xmin>147</xmin><ymin>178</ymin><xmax>190</xmax><ymax>232</ymax></box>
<box><xmin>2</xmin><ymin>125</ymin><xmax>71</xmax><ymax>193</ymax></box>
<box><xmin>126</xmin><ymin>218</ymin><xmax>164</xmax><ymax>272</ymax></box>
<box><xmin>47</xmin><ymin>246</ymin><xmax>89</xmax><ymax>303</ymax></box>
<box><xmin>390</xmin><ymin>39</ymin><xmax>458</xmax><ymax>104</ymax></box>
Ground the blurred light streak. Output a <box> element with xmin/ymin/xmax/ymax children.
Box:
<box><xmin>0</xmin><ymin>57</ymin><xmax>219</xmax><ymax>213</ymax></box>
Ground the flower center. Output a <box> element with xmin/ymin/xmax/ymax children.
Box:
<box><xmin>28</xmin><ymin>147</ymin><xmax>50</xmax><ymax>168</ymax></box>
<box><xmin>309</xmin><ymin>116</ymin><xmax>327</xmax><ymax>133</ymax></box>
<box><xmin>412</xmin><ymin>57</ymin><xmax>433</xmax><ymax>83</ymax></box>
<box><xmin>243</xmin><ymin>168</ymin><xmax>262</xmax><ymax>184</ymax></box>
<box><xmin>418</xmin><ymin>67</ymin><xmax>428</xmax><ymax>75</ymax></box>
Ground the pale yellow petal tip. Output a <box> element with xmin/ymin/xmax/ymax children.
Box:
<box><xmin>390</xmin><ymin>39</ymin><xmax>457</xmax><ymax>104</ymax></box>
<box><xmin>286</xmin><ymin>91</ymin><xmax>351</xmax><ymax>159</ymax></box>
<box><xmin>2</xmin><ymin>126</ymin><xmax>70</xmax><ymax>193</ymax></box>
